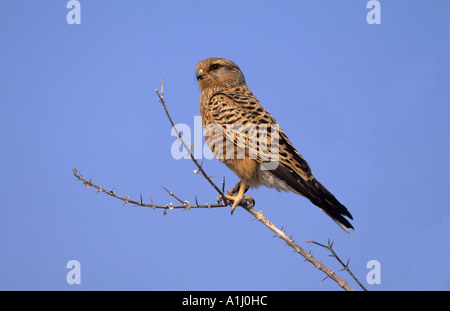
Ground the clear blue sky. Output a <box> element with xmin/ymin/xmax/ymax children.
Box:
<box><xmin>0</xmin><ymin>1</ymin><xmax>448</xmax><ymax>291</ymax></box>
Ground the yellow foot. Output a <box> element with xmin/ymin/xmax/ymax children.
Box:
<box><xmin>216</xmin><ymin>180</ymin><xmax>254</xmax><ymax>214</ymax></box>
<box><xmin>225</xmin><ymin>194</ymin><xmax>255</xmax><ymax>214</ymax></box>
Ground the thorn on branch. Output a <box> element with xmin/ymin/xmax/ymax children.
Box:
<box><xmin>121</xmin><ymin>195</ymin><xmax>130</xmax><ymax>208</ymax></box>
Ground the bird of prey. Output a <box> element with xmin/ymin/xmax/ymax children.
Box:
<box><xmin>195</xmin><ymin>57</ymin><xmax>354</xmax><ymax>231</ymax></box>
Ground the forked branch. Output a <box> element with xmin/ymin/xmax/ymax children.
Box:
<box><xmin>72</xmin><ymin>167</ymin><xmax>227</xmax><ymax>212</ymax></box>
<box><xmin>73</xmin><ymin>79</ymin><xmax>366</xmax><ymax>291</ymax></box>
<box><xmin>306</xmin><ymin>239</ymin><xmax>367</xmax><ymax>291</ymax></box>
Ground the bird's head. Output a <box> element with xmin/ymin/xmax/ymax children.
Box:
<box><xmin>195</xmin><ymin>58</ymin><xmax>246</xmax><ymax>91</ymax></box>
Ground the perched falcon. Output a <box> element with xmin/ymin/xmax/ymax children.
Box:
<box><xmin>196</xmin><ymin>57</ymin><xmax>354</xmax><ymax>231</ymax></box>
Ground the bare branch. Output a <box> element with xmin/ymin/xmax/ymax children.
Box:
<box><xmin>243</xmin><ymin>207</ymin><xmax>354</xmax><ymax>291</ymax></box>
<box><xmin>305</xmin><ymin>239</ymin><xmax>367</xmax><ymax>291</ymax></box>
<box><xmin>72</xmin><ymin>167</ymin><xmax>227</xmax><ymax>210</ymax></box>
<box><xmin>72</xmin><ymin>78</ymin><xmax>362</xmax><ymax>291</ymax></box>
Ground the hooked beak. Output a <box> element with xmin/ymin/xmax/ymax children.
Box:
<box><xmin>196</xmin><ymin>69</ymin><xmax>207</xmax><ymax>81</ymax></box>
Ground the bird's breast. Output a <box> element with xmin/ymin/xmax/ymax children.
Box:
<box><xmin>223</xmin><ymin>158</ymin><xmax>260</xmax><ymax>184</ymax></box>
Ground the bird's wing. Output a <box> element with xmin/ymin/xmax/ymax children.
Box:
<box><xmin>208</xmin><ymin>87</ymin><xmax>311</xmax><ymax>173</ymax></box>
<box><xmin>207</xmin><ymin>87</ymin><xmax>354</xmax><ymax>231</ymax></box>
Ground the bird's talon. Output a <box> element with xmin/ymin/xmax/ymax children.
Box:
<box><xmin>216</xmin><ymin>196</ymin><xmax>223</xmax><ymax>204</ymax></box>
<box><xmin>225</xmin><ymin>194</ymin><xmax>244</xmax><ymax>215</ymax></box>
<box><xmin>245</xmin><ymin>196</ymin><xmax>255</xmax><ymax>208</ymax></box>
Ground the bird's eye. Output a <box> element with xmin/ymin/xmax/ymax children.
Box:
<box><xmin>210</xmin><ymin>64</ymin><xmax>221</xmax><ymax>71</ymax></box>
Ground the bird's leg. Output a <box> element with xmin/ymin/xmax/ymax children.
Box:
<box><xmin>228</xmin><ymin>179</ymin><xmax>246</xmax><ymax>214</ymax></box>
<box><xmin>227</xmin><ymin>181</ymin><xmax>249</xmax><ymax>196</ymax></box>
<box><xmin>223</xmin><ymin>179</ymin><xmax>254</xmax><ymax>214</ymax></box>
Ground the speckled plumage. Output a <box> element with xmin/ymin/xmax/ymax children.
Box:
<box><xmin>196</xmin><ymin>57</ymin><xmax>353</xmax><ymax>231</ymax></box>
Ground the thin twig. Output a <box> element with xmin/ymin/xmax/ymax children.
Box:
<box><xmin>155</xmin><ymin>80</ymin><xmax>228</xmax><ymax>205</ymax></box>
<box><xmin>244</xmin><ymin>207</ymin><xmax>354</xmax><ymax>291</ymax></box>
<box><xmin>72</xmin><ymin>167</ymin><xmax>227</xmax><ymax>211</ymax></box>
<box><xmin>306</xmin><ymin>239</ymin><xmax>367</xmax><ymax>291</ymax></box>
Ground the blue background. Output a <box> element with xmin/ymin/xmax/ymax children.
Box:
<box><xmin>0</xmin><ymin>0</ymin><xmax>448</xmax><ymax>290</ymax></box>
